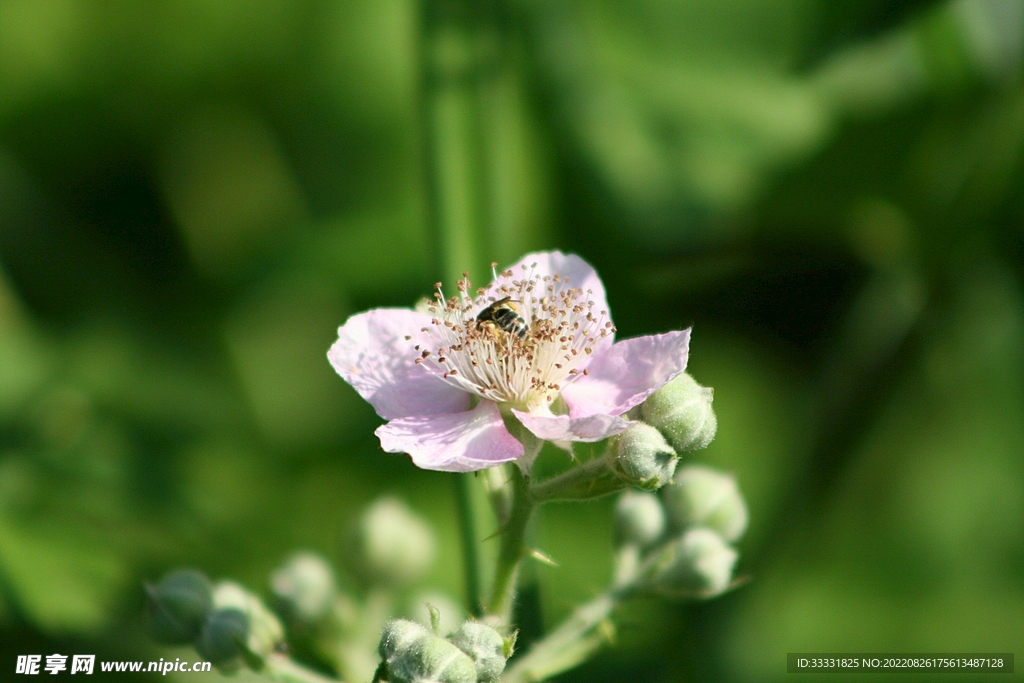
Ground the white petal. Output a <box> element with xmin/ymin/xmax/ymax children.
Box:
<box><xmin>512</xmin><ymin>408</ymin><xmax>634</xmax><ymax>442</ymax></box>
<box><xmin>328</xmin><ymin>309</ymin><xmax>471</xmax><ymax>420</ymax></box>
<box><xmin>376</xmin><ymin>401</ymin><xmax>524</xmax><ymax>472</ymax></box>
<box><xmin>560</xmin><ymin>329</ymin><xmax>691</xmax><ymax>418</ymax></box>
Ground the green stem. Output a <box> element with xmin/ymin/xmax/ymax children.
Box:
<box><xmin>486</xmin><ymin>465</ymin><xmax>534</xmax><ymax>623</ymax></box>
<box><xmin>454</xmin><ymin>473</ymin><xmax>483</xmax><ymax>617</ymax></box>
<box><xmin>482</xmin><ymin>464</ymin><xmax>513</xmax><ymax>525</ymax></box>
<box><xmin>500</xmin><ymin>586</ymin><xmax>632</xmax><ymax>683</ymax></box>
<box><xmin>528</xmin><ymin>453</ymin><xmax>625</xmax><ymax>503</ymax></box>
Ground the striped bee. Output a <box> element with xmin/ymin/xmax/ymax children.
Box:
<box><xmin>475</xmin><ymin>297</ymin><xmax>528</xmax><ymax>339</ymax></box>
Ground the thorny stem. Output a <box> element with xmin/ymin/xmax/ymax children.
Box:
<box><xmin>500</xmin><ymin>585</ymin><xmax>633</xmax><ymax>683</ymax></box>
<box><xmin>528</xmin><ymin>452</ymin><xmax>626</xmax><ymax>503</ymax></box>
<box><xmin>485</xmin><ymin>465</ymin><xmax>534</xmax><ymax>623</ymax></box>
<box><xmin>483</xmin><ymin>464</ymin><xmax>514</xmax><ymax>525</ymax></box>
<box><xmin>500</xmin><ymin>536</ymin><xmax>669</xmax><ymax>683</ymax></box>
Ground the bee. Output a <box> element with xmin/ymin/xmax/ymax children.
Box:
<box><xmin>475</xmin><ymin>297</ymin><xmax>528</xmax><ymax>339</ymax></box>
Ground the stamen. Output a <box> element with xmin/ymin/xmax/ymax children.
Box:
<box><xmin>411</xmin><ymin>265</ymin><xmax>611</xmax><ymax>406</ymax></box>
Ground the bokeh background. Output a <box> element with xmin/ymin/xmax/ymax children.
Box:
<box><xmin>1</xmin><ymin>0</ymin><xmax>1023</xmax><ymax>681</ymax></box>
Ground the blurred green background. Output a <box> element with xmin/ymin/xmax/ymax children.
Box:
<box><xmin>1</xmin><ymin>0</ymin><xmax>1023</xmax><ymax>681</ymax></box>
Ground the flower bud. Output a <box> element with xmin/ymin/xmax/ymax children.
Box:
<box><xmin>195</xmin><ymin>608</ymin><xmax>248</xmax><ymax>668</ymax></box>
<box><xmin>379</xmin><ymin>619</ymin><xmax>432</xmax><ymax>661</ymax></box>
<box><xmin>641</xmin><ymin>373</ymin><xmax>717</xmax><ymax>452</ymax></box>
<box><xmin>652</xmin><ymin>528</ymin><xmax>738</xmax><ymax>597</ymax></box>
<box><xmin>384</xmin><ymin>632</ymin><xmax>477</xmax><ymax>683</ymax></box>
<box><xmin>271</xmin><ymin>551</ymin><xmax>337</xmax><ymax>624</ymax></box>
<box><xmin>663</xmin><ymin>465</ymin><xmax>747</xmax><ymax>542</ymax></box>
<box><xmin>212</xmin><ymin>581</ymin><xmax>284</xmax><ymax>660</ymax></box>
<box><xmin>145</xmin><ymin>569</ymin><xmax>213</xmax><ymax>645</ymax></box>
<box><xmin>347</xmin><ymin>497</ymin><xmax>435</xmax><ymax>589</ymax></box>
<box><xmin>448</xmin><ymin>621</ymin><xmax>512</xmax><ymax>683</ymax></box>
<box><xmin>611</xmin><ymin>423</ymin><xmax>678</xmax><ymax>490</ymax></box>
<box><xmin>614</xmin><ymin>490</ymin><xmax>666</xmax><ymax>548</ymax></box>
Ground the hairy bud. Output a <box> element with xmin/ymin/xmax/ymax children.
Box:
<box><xmin>663</xmin><ymin>465</ymin><xmax>748</xmax><ymax>542</ymax></box>
<box><xmin>448</xmin><ymin>621</ymin><xmax>512</xmax><ymax>682</ymax></box>
<box><xmin>641</xmin><ymin>373</ymin><xmax>717</xmax><ymax>452</ymax></box>
<box><xmin>614</xmin><ymin>490</ymin><xmax>667</xmax><ymax>548</ymax></box>
<box><xmin>652</xmin><ymin>528</ymin><xmax>738</xmax><ymax>597</ymax></box>
<box><xmin>377</xmin><ymin>620</ymin><xmax>476</xmax><ymax>683</ymax></box>
<box><xmin>379</xmin><ymin>619</ymin><xmax>432</xmax><ymax>661</ymax></box>
<box><xmin>611</xmin><ymin>423</ymin><xmax>678</xmax><ymax>490</ymax></box>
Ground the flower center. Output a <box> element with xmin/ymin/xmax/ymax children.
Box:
<box><xmin>412</xmin><ymin>263</ymin><xmax>615</xmax><ymax>410</ymax></box>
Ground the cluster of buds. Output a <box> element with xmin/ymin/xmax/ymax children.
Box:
<box><xmin>603</xmin><ymin>372</ymin><xmax>746</xmax><ymax>597</ymax></box>
<box><xmin>375</xmin><ymin>618</ymin><xmax>515</xmax><ymax>683</ymax></box>
<box><xmin>609</xmin><ymin>372</ymin><xmax>718</xmax><ymax>491</ymax></box>
<box><xmin>145</xmin><ymin>569</ymin><xmax>284</xmax><ymax>673</ymax></box>
<box><xmin>614</xmin><ymin>464</ymin><xmax>747</xmax><ymax>597</ymax></box>
<box><xmin>146</xmin><ymin>498</ymin><xmax>456</xmax><ymax>682</ymax></box>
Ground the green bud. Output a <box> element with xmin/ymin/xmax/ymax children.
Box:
<box><xmin>379</xmin><ymin>619</ymin><xmax>432</xmax><ymax>661</ymax></box>
<box><xmin>611</xmin><ymin>423</ymin><xmax>678</xmax><ymax>490</ymax></box>
<box><xmin>212</xmin><ymin>581</ymin><xmax>284</xmax><ymax>660</ymax></box>
<box><xmin>641</xmin><ymin>373</ymin><xmax>717</xmax><ymax>452</ymax></box>
<box><xmin>653</xmin><ymin>528</ymin><xmax>738</xmax><ymax>597</ymax></box>
<box><xmin>448</xmin><ymin>621</ymin><xmax>510</xmax><ymax>683</ymax></box>
<box><xmin>271</xmin><ymin>551</ymin><xmax>337</xmax><ymax>623</ymax></box>
<box><xmin>195</xmin><ymin>608</ymin><xmax>248</xmax><ymax>667</ymax></box>
<box><xmin>387</xmin><ymin>634</ymin><xmax>477</xmax><ymax>683</ymax></box>
<box><xmin>347</xmin><ymin>497</ymin><xmax>435</xmax><ymax>589</ymax></box>
<box><xmin>614</xmin><ymin>490</ymin><xmax>666</xmax><ymax>548</ymax></box>
<box><xmin>145</xmin><ymin>569</ymin><xmax>213</xmax><ymax>645</ymax></box>
<box><xmin>663</xmin><ymin>465</ymin><xmax>748</xmax><ymax>542</ymax></box>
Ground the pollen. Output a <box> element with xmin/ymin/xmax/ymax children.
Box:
<box><xmin>410</xmin><ymin>265</ymin><xmax>612</xmax><ymax>408</ymax></box>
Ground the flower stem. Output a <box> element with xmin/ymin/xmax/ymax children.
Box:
<box><xmin>482</xmin><ymin>464</ymin><xmax>513</xmax><ymax>525</ymax></box>
<box><xmin>528</xmin><ymin>453</ymin><xmax>625</xmax><ymax>503</ymax></box>
<box><xmin>499</xmin><ymin>586</ymin><xmax>632</xmax><ymax>683</ymax></box>
<box><xmin>486</xmin><ymin>465</ymin><xmax>533</xmax><ymax>623</ymax></box>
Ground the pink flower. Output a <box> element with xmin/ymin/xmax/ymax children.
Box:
<box><xmin>328</xmin><ymin>251</ymin><xmax>691</xmax><ymax>472</ymax></box>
